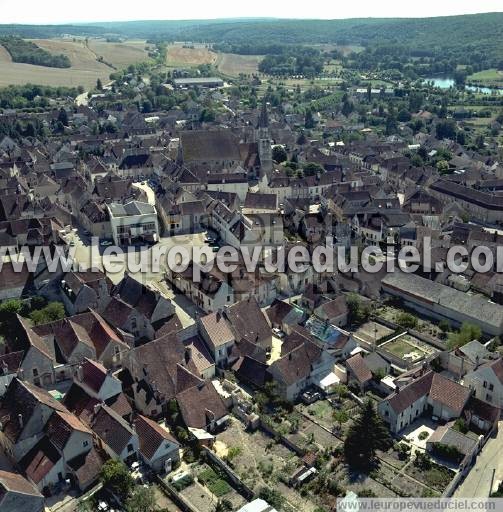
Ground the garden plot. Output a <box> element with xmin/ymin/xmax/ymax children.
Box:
<box><xmin>404</xmin><ymin>457</ymin><xmax>456</xmax><ymax>493</ymax></box>
<box><xmin>381</xmin><ymin>333</ymin><xmax>438</xmax><ymax>363</ymax></box>
<box><xmin>331</xmin><ymin>462</ymin><xmax>399</xmax><ymax>497</ymax></box>
<box><xmin>216</xmin><ymin>419</ymin><xmax>318</xmax><ymax>512</ymax></box>
<box><xmin>355</xmin><ymin>321</ymin><xmax>395</xmax><ymax>343</ymax></box>
<box><xmin>178</xmin><ymin>480</ymin><xmax>216</xmax><ymax>512</ymax></box>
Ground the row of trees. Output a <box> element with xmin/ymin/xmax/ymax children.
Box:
<box><xmin>0</xmin><ymin>37</ymin><xmax>71</xmax><ymax>68</ymax></box>
<box><xmin>0</xmin><ymin>83</ymin><xmax>81</xmax><ymax>110</ymax></box>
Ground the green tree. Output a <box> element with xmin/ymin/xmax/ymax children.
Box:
<box><xmin>125</xmin><ymin>486</ymin><xmax>156</xmax><ymax>512</ymax></box>
<box><xmin>58</xmin><ymin>108</ymin><xmax>69</xmax><ymax>127</ymax></box>
<box><xmin>333</xmin><ymin>409</ymin><xmax>349</xmax><ymax>429</ymax></box>
<box><xmin>436</xmin><ymin>119</ymin><xmax>456</xmax><ymax>140</ymax></box>
<box><xmin>0</xmin><ymin>299</ymin><xmax>23</xmax><ymax>336</ymax></box>
<box><xmin>397</xmin><ymin>109</ymin><xmax>411</xmax><ymax>122</ymax></box>
<box><xmin>341</xmin><ymin>96</ymin><xmax>354</xmax><ymax>117</ymax></box>
<box><xmin>305</xmin><ymin>108</ymin><xmax>315</xmax><ymax>129</ymax></box>
<box><xmin>448</xmin><ymin>323</ymin><xmax>482</xmax><ymax>349</ymax></box>
<box><xmin>385</xmin><ymin>112</ymin><xmax>397</xmax><ymax>135</ymax></box>
<box><xmin>436</xmin><ymin>160</ymin><xmax>450</xmax><ymax>174</ymax></box>
<box><xmin>475</xmin><ymin>134</ymin><xmax>485</xmax><ymax>149</ymax></box>
<box><xmin>297</xmin><ymin>131</ymin><xmax>307</xmax><ymax>145</ymax></box>
<box><xmin>439</xmin><ymin>320</ymin><xmax>451</xmax><ymax>333</ymax></box>
<box><xmin>30</xmin><ymin>302</ymin><xmax>65</xmax><ymax>325</ymax></box>
<box><xmin>215</xmin><ymin>499</ymin><xmax>233</xmax><ymax>512</ymax></box>
<box><xmin>100</xmin><ymin>460</ymin><xmax>134</xmax><ymax>501</ymax></box>
<box><xmin>272</xmin><ymin>145</ymin><xmax>287</xmax><ymax>163</ymax></box>
<box><xmin>333</xmin><ymin>384</ymin><xmax>349</xmax><ymax>400</ymax></box>
<box><xmin>454</xmin><ymin>69</ymin><xmax>467</xmax><ymax>86</ymax></box>
<box><xmin>396</xmin><ymin>312</ymin><xmax>418</xmax><ymax>329</ymax></box>
<box><xmin>347</xmin><ymin>293</ymin><xmax>370</xmax><ymax>326</ymax></box>
<box><xmin>142</xmin><ymin>100</ymin><xmax>153</xmax><ymax>114</ymax></box>
<box><xmin>344</xmin><ymin>399</ymin><xmax>392</xmax><ymax>471</ymax></box>
<box><xmin>411</xmin><ymin>154</ymin><xmax>424</xmax><ymax>167</ymax></box>
<box><xmin>408</xmin><ymin>91</ymin><xmax>423</xmax><ymax>113</ymax></box>
<box><xmin>257</xmin><ymin>487</ymin><xmax>285</xmax><ymax>510</ymax></box>
<box><xmin>199</xmin><ymin>108</ymin><xmax>215</xmax><ymax>122</ymax></box>
<box><xmin>303</xmin><ymin>162</ymin><xmax>324</xmax><ymax>176</ymax></box>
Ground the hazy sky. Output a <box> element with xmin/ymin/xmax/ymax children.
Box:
<box><xmin>1</xmin><ymin>0</ymin><xmax>502</xmax><ymax>24</ymax></box>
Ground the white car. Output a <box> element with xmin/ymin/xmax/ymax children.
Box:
<box><xmin>100</xmin><ymin>240</ymin><xmax>113</xmax><ymax>247</ymax></box>
<box><xmin>272</xmin><ymin>327</ymin><xmax>285</xmax><ymax>338</ymax></box>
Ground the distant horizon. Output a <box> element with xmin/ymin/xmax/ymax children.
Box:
<box><xmin>0</xmin><ymin>0</ymin><xmax>502</xmax><ymax>25</ymax></box>
<box><xmin>1</xmin><ymin>12</ymin><xmax>503</xmax><ymax>26</ymax></box>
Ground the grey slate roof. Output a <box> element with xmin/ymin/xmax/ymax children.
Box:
<box><xmin>108</xmin><ymin>200</ymin><xmax>155</xmax><ymax>217</ymax></box>
<box><xmin>382</xmin><ymin>272</ymin><xmax>503</xmax><ymax>332</ymax></box>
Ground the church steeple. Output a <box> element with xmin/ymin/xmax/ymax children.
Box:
<box><xmin>256</xmin><ymin>100</ymin><xmax>272</xmax><ymax>177</ymax></box>
<box><xmin>257</xmin><ymin>99</ymin><xmax>269</xmax><ymax>130</ymax></box>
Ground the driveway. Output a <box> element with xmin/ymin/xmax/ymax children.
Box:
<box><xmin>454</xmin><ymin>421</ymin><xmax>503</xmax><ymax>497</ymax></box>
<box><xmin>132</xmin><ymin>181</ymin><xmax>156</xmax><ymax>205</ymax></box>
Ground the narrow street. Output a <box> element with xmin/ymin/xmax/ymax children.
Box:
<box><xmin>454</xmin><ymin>421</ymin><xmax>503</xmax><ymax>497</ymax></box>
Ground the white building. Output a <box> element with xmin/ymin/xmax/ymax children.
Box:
<box><xmin>464</xmin><ymin>359</ymin><xmax>503</xmax><ymax>409</ymax></box>
<box><xmin>237</xmin><ymin>499</ymin><xmax>279</xmax><ymax>512</ymax></box>
<box><xmin>107</xmin><ymin>201</ymin><xmax>159</xmax><ymax>245</ymax></box>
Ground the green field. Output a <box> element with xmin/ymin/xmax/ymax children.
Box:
<box><xmin>468</xmin><ymin>68</ymin><xmax>503</xmax><ymax>86</ymax></box>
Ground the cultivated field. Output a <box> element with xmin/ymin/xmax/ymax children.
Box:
<box><xmin>0</xmin><ymin>38</ymin><xmax>150</xmax><ymax>88</ymax></box>
<box><xmin>217</xmin><ymin>53</ymin><xmax>263</xmax><ymax>76</ymax></box>
<box><xmin>87</xmin><ymin>39</ymin><xmax>151</xmax><ymax>69</ymax></box>
<box><xmin>165</xmin><ymin>44</ymin><xmax>217</xmax><ymax>68</ymax></box>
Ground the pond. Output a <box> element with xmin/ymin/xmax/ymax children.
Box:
<box><xmin>423</xmin><ymin>77</ymin><xmax>503</xmax><ymax>95</ymax></box>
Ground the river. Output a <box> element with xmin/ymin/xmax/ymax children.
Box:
<box><xmin>423</xmin><ymin>77</ymin><xmax>503</xmax><ymax>95</ymax></box>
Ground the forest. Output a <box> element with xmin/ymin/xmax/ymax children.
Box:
<box><xmin>0</xmin><ymin>13</ymin><xmax>503</xmax><ymax>73</ymax></box>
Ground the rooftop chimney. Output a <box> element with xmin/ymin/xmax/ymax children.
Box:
<box><xmin>185</xmin><ymin>346</ymin><xmax>192</xmax><ymax>365</ymax></box>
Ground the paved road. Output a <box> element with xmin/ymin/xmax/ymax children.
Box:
<box><xmin>454</xmin><ymin>421</ymin><xmax>503</xmax><ymax>497</ymax></box>
<box><xmin>75</xmin><ymin>91</ymin><xmax>89</xmax><ymax>106</ymax></box>
<box><xmin>132</xmin><ymin>181</ymin><xmax>156</xmax><ymax>205</ymax></box>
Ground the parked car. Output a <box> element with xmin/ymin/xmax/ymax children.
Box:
<box><xmin>301</xmin><ymin>389</ymin><xmax>321</xmax><ymax>405</ymax></box>
<box><xmin>100</xmin><ymin>240</ymin><xmax>113</xmax><ymax>247</ymax></box>
<box><xmin>272</xmin><ymin>327</ymin><xmax>285</xmax><ymax>338</ymax></box>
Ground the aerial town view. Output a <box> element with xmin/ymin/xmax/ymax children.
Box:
<box><xmin>1</xmin><ymin>1</ymin><xmax>503</xmax><ymax>511</ymax></box>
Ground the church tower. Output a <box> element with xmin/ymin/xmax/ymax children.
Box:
<box><xmin>256</xmin><ymin>100</ymin><xmax>272</xmax><ymax>177</ymax></box>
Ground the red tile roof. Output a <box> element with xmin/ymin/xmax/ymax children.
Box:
<box><xmin>346</xmin><ymin>353</ymin><xmax>373</xmax><ymax>384</ymax></box>
<box><xmin>19</xmin><ymin>437</ymin><xmax>61</xmax><ymax>485</ymax></box>
<box><xmin>429</xmin><ymin>373</ymin><xmax>470</xmax><ymax>416</ymax></box>
<box><xmin>135</xmin><ymin>415</ymin><xmax>178</xmax><ymax>461</ymax></box>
